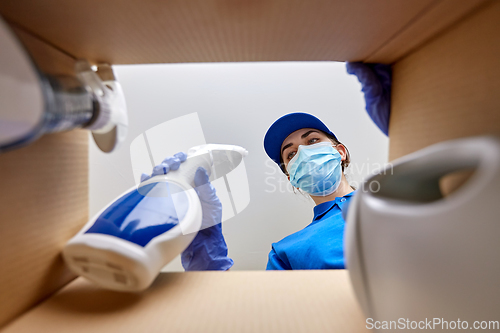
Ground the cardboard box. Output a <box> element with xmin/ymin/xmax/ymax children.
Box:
<box><xmin>0</xmin><ymin>1</ymin><xmax>499</xmax><ymax>331</ymax></box>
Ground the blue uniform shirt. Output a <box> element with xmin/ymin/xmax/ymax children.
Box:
<box><xmin>266</xmin><ymin>191</ymin><xmax>356</xmax><ymax>270</ymax></box>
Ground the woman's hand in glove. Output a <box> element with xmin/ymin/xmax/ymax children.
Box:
<box><xmin>141</xmin><ymin>153</ymin><xmax>233</xmax><ymax>271</ymax></box>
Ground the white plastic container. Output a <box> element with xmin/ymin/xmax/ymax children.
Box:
<box><xmin>0</xmin><ymin>15</ymin><xmax>128</xmax><ymax>154</ymax></box>
<box><xmin>345</xmin><ymin>136</ymin><xmax>500</xmax><ymax>329</ymax></box>
<box><xmin>63</xmin><ymin>144</ymin><xmax>247</xmax><ymax>292</ymax></box>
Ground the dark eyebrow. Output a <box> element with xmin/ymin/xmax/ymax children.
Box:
<box><xmin>301</xmin><ymin>130</ymin><xmax>319</xmax><ymax>139</ymax></box>
<box><xmin>281</xmin><ymin>143</ymin><xmax>293</xmax><ymax>155</ymax></box>
<box><xmin>281</xmin><ymin>130</ymin><xmax>320</xmax><ymax>155</ymax></box>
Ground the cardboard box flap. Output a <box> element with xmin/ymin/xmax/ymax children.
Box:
<box><xmin>389</xmin><ymin>0</ymin><xmax>500</xmax><ymax>160</ymax></box>
<box><xmin>1</xmin><ymin>271</ymin><xmax>369</xmax><ymax>333</ymax></box>
<box><xmin>0</xmin><ymin>131</ymin><xmax>88</xmax><ymax>328</ymax></box>
<box><xmin>365</xmin><ymin>0</ymin><xmax>489</xmax><ymax>63</ymax></box>
<box><xmin>0</xmin><ymin>0</ymin><xmax>488</xmax><ymax>65</ymax></box>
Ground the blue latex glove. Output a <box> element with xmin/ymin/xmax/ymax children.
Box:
<box><xmin>346</xmin><ymin>62</ymin><xmax>392</xmax><ymax>136</ymax></box>
<box><xmin>140</xmin><ymin>152</ymin><xmax>187</xmax><ymax>182</ymax></box>
<box><xmin>140</xmin><ymin>153</ymin><xmax>233</xmax><ymax>271</ymax></box>
<box><xmin>181</xmin><ymin>167</ymin><xmax>233</xmax><ymax>271</ymax></box>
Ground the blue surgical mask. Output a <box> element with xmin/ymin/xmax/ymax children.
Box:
<box><xmin>286</xmin><ymin>142</ymin><xmax>343</xmax><ymax>196</ymax></box>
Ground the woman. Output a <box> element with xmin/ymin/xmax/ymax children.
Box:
<box><xmin>142</xmin><ymin>112</ymin><xmax>355</xmax><ymax>271</ymax></box>
<box><xmin>263</xmin><ymin>112</ymin><xmax>355</xmax><ymax>270</ymax></box>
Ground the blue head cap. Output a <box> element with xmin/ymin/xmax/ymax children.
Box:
<box><xmin>263</xmin><ymin>112</ymin><xmax>337</xmax><ymax>167</ymax></box>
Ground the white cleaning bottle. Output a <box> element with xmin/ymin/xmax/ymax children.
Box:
<box><xmin>63</xmin><ymin>144</ymin><xmax>248</xmax><ymax>292</ymax></box>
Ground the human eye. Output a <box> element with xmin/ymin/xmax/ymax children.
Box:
<box><xmin>308</xmin><ymin>137</ymin><xmax>319</xmax><ymax>144</ymax></box>
<box><xmin>287</xmin><ymin>150</ymin><xmax>296</xmax><ymax>161</ymax></box>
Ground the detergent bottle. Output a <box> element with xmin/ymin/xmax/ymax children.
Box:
<box><xmin>63</xmin><ymin>144</ymin><xmax>248</xmax><ymax>291</ymax></box>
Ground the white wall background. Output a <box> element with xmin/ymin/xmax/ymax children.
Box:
<box><xmin>89</xmin><ymin>61</ymin><xmax>389</xmax><ymax>271</ymax></box>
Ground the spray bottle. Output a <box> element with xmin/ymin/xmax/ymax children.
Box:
<box><xmin>63</xmin><ymin>144</ymin><xmax>248</xmax><ymax>291</ymax></box>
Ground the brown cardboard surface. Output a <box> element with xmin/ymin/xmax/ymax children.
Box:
<box><xmin>1</xmin><ymin>270</ymin><xmax>370</xmax><ymax>333</ymax></box>
<box><xmin>439</xmin><ymin>170</ymin><xmax>475</xmax><ymax>197</ymax></box>
<box><xmin>365</xmin><ymin>0</ymin><xmax>489</xmax><ymax>63</ymax></box>
<box><xmin>389</xmin><ymin>0</ymin><xmax>500</xmax><ymax>160</ymax></box>
<box><xmin>0</xmin><ymin>130</ymin><xmax>89</xmax><ymax>328</ymax></box>
<box><xmin>0</xmin><ymin>0</ymin><xmax>475</xmax><ymax>65</ymax></box>
<box><xmin>10</xmin><ymin>26</ymin><xmax>76</xmax><ymax>76</ymax></box>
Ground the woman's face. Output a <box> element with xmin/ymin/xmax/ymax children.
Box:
<box><xmin>280</xmin><ymin>128</ymin><xmax>346</xmax><ymax>172</ymax></box>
